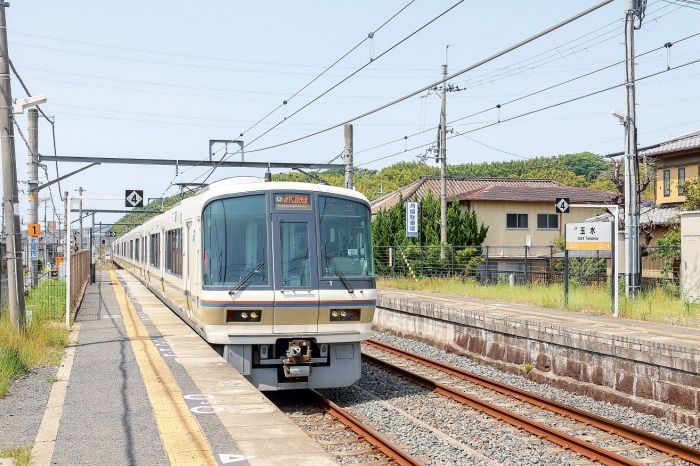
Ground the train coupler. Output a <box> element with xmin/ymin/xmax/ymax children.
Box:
<box><xmin>282</xmin><ymin>339</ymin><xmax>312</xmax><ymax>379</ymax></box>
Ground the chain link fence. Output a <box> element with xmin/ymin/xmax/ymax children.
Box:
<box><xmin>374</xmin><ymin>245</ymin><xmax>681</xmax><ymax>292</ymax></box>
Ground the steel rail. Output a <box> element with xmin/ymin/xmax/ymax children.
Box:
<box><xmin>365</xmin><ymin>339</ymin><xmax>700</xmax><ymax>465</ymax></box>
<box><xmin>308</xmin><ymin>390</ymin><xmax>423</xmax><ymax>466</ymax></box>
<box><xmin>364</xmin><ymin>345</ymin><xmax>638</xmax><ymax>466</ymax></box>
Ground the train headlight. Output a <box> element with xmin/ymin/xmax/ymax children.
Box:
<box><xmin>226</xmin><ymin>310</ymin><xmax>262</xmax><ymax>323</ymax></box>
<box><xmin>330</xmin><ymin>308</ymin><xmax>360</xmax><ymax>322</ymax></box>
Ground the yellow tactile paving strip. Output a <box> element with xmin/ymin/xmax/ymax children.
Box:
<box><xmin>110</xmin><ymin>270</ymin><xmax>217</xmax><ymax>466</ymax></box>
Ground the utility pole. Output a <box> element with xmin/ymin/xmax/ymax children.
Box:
<box><xmin>0</xmin><ymin>2</ymin><xmax>26</xmax><ymax>331</ymax></box>
<box><xmin>623</xmin><ymin>0</ymin><xmax>644</xmax><ymax>296</ymax></box>
<box><xmin>77</xmin><ymin>186</ymin><xmax>84</xmax><ymax>250</ymax></box>
<box><xmin>344</xmin><ymin>124</ymin><xmax>354</xmax><ymax>190</ymax></box>
<box><xmin>28</xmin><ymin>108</ymin><xmax>38</xmax><ymax>288</ymax></box>
<box><xmin>439</xmin><ymin>61</ymin><xmax>448</xmax><ymax>248</ymax></box>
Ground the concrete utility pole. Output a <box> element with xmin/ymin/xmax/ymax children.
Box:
<box><xmin>439</xmin><ymin>62</ymin><xmax>448</xmax><ymax>247</ymax></box>
<box><xmin>343</xmin><ymin>124</ymin><xmax>354</xmax><ymax>190</ymax></box>
<box><xmin>0</xmin><ymin>2</ymin><xmax>26</xmax><ymax>330</ymax></box>
<box><xmin>624</xmin><ymin>0</ymin><xmax>643</xmax><ymax>296</ymax></box>
<box><xmin>28</xmin><ymin>108</ymin><xmax>38</xmax><ymax>288</ymax></box>
<box><xmin>77</xmin><ymin>186</ymin><xmax>84</xmax><ymax>250</ymax></box>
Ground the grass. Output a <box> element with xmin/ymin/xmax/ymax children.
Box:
<box><xmin>0</xmin><ymin>447</ymin><xmax>31</xmax><ymax>466</ymax></box>
<box><xmin>378</xmin><ymin>276</ymin><xmax>700</xmax><ymax>327</ymax></box>
<box><xmin>0</xmin><ymin>279</ymin><xmax>69</xmax><ymax>398</ymax></box>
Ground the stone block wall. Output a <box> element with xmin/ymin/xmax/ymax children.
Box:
<box><xmin>374</xmin><ymin>295</ymin><xmax>700</xmax><ymax>426</ymax></box>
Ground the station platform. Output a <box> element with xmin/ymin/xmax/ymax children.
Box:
<box><xmin>374</xmin><ymin>288</ymin><xmax>700</xmax><ymax>426</ymax></box>
<box><xmin>28</xmin><ymin>270</ymin><xmax>335</xmax><ymax>466</ymax></box>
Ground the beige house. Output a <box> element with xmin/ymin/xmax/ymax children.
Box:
<box><xmin>371</xmin><ymin>176</ymin><xmax>614</xmax><ymax>267</ymax></box>
<box><xmin>646</xmin><ymin>130</ymin><xmax>700</xmax><ymax>206</ymax></box>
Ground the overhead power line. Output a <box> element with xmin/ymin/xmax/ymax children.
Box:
<box><xmin>232</xmin><ymin>0</ymin><xmax>615</xmax><ymax>158</ymax></box>
<box><xmin>8</xmin><ymin>59</ymin><xmax>64</xmax><ymax>202</ymax></box>
<box><xmin>200</xmin><ymin>0</ymin><xmax>462</xmax><ymax>184</ymax></box>
<box><xmin>240</xmin><ymin>0</ymin><xmax>416</xmax><ymax>139</ymax></box>
<box><xmin>357</xmin><ymin>55</ymin><xmax>700</xmax><ymax>167</ymax></box>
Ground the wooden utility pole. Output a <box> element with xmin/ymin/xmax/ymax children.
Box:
<box><xmin>0</xmin><ymin>2</ymin><xmax>26</xmax><ymax>331</ymax></box>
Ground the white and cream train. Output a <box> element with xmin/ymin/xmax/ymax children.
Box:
<box><xmin>113</xmin><ymin>177</ymin><xmax>376</xmax><ymax>390</ymax></box>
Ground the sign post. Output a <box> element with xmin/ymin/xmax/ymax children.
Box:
<box><xmin>564</xmin><ymin>219</ymin><xmax>618</xmax><ymax>317</ymax></box>
<box><xmin>125</xmin><ymin>190</ymin><xmax>144</xmax><ymax>208</ymax></box>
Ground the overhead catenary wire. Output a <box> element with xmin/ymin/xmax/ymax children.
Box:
<box><xmin>8</xmin><ymin>58</ymin><xmax>64</xmax><ymax>202</ymax></box>
<box><xmin>352</xmin><ymin>28</ymin><xmax>700</xmax><ymax>160</ymax></box>
<box><xmin>240</xmin><ymin>0</ymin><xmax>415</xmax><ymax>139</ymax></box>
<box><xmin>218</xmin><ymin>0</ymin><xmax>615</xmax><ymax>160</ymax></box>
<box><xmin>357</xmin><ymin>55</ymin><xmax>700</xmax><ymax>167</ymax></box>
<box><xmin>199</xmin><ymin>0</ymin><xmax>463</xmax><ymax>185</ymax></box>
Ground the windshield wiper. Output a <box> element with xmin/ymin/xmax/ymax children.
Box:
<box><xmin>325</xmin><ymin>251</ymin><xmax>354</xmax><ymax>294</ymax></box>
<box><xmin>229</xmin><ymin>261</ymin><xmax>265</xmax><ymax>296</ymax></box>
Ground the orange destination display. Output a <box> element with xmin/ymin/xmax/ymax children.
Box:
<box><xmin>274</xmin><ymin>193</ymin><xmax>312</xmax><ymax>210</ymax></box>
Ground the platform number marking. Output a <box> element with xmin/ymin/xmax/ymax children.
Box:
<box><xmin>28</xmin><ymin>223</ymin><xmax>41</xmax><ymax>237</ymax></box>
<box><xmin>125</xmin><ymin>190</ymin><xmax>144</xmax><ymax>208</ymax></box>
<box><xmin>555</xmin><ymin>197</ymin><xmax>570</xmax><ymax>214</ymax></box>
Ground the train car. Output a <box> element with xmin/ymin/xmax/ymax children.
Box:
<box><xmin>112</xmin><ymin>177</ymin><xmax>376</xmax><ymax>390</ymax></box>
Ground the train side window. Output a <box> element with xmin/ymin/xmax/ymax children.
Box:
<box><xmin>166</xmin><ymin>228</ymin><xmax>182</xmax><ymax>277</ymax></box>
<box><xmin>149</xmin><ymin>233</ymin><xmax>161</xmax><ymax>267</ymax></box>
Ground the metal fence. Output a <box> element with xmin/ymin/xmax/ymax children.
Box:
<box><xmin>373</xmin><ymin>245</ymin><xmax>681</xmax><ymax>291</ymax></box>
<box><xmin>69</xmin><ymin>250</ymin><xmax>91</xmax><ymax>314</ymax></box>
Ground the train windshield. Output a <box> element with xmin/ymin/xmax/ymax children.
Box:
<box><xmin>202</xmin><ymin>194</ymin><xmax>268</xmax><ymax>287</ymax></box>
<box><xmin>319</xmin><ymin>196</ymin><xmax>374</xmax><ymax>277</ymax></box>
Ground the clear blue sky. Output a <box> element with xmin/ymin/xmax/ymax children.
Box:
<box><xmin>6</xmin><ymin>0</ymin><xmax>700</xmax><ymax>227</ymax></box>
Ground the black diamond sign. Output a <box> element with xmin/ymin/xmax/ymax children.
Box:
<box><xmin>125</xmin><ymin>190</ymin><xmax>144</xmax><ymax>208</ymax></box>
<box><xmin>555</xmin><ymin>197</ymin><xmax>570</xmax><ymax>214</ymax></box>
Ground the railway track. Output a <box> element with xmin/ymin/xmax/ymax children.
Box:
<box><xmin>363</xmin><ymin>339</ymin><xmax>700</xmax><ymax>466</ymax></box>
<box><xmin>269</xmin><ymin>390</ymin><xmax>422</xmax><ymax>465</ymax></box>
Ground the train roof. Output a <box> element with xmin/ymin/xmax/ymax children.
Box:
<box><xmin>115</xmin><ymin>179</ymin><xmax>369</xmax><ymax>240</ymax></box>
<box><xmin>200</xmin><ymin>178</ymin><xmax>369</xmax><ymax>203</ymax></box>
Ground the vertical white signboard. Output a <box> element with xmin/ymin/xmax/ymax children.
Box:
<box><xmin>405</xmin><ymin>202</ymin><xmax>419</xmax><ymax>238</ymax></box>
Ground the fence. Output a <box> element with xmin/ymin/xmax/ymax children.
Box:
<box><xmin>70</xmin><ymin>250</ymin><xmax>91</xmax><ymax>314</ymax></box>
<box><xmin>373</xmin><ymin>245</ymin><xmax>681</xmax><ymax>291</ymax></box>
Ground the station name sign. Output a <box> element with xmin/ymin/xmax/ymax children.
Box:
<box><xmin>565</xmin><ymin>222</ymin><xmax>612</xmax><ymax>251</ymax></box>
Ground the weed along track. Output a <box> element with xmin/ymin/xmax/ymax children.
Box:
<box><xmin>362</xmin><ymin>339</ymin><xmax>700</xmax><ymax>466</ymax></box>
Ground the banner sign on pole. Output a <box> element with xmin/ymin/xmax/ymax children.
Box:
<box><xmin>565</xmin><ymin>222</ymin><xmax>612</xmax><ymax>251</ymax></box>
<box><xmin>405</xmin><ymin>201</ymin><xmax>419</xmax><ymax>238</ymax></box>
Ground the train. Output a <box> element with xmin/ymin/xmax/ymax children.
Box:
<box><xmin>112</xmin><ymin>177</ymin><xmax>376</xmax><ymax>390</ymax></box>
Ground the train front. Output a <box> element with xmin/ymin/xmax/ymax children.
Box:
<box><xmin>200</xmin><ymin>185</ymin><xmax>376</xmax><ymax>390</ymax></box>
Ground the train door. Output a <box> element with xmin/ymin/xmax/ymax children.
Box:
<box><xmin>271</xmin><ymin>213</ymin><xmax>319</xmax><ymax>333</ymax></box>
<box><xmin>193</xmin><ymin>217</ymin><xmax>202</xmax><ymax>320</ymax></box>
<box><xmin>185</xmin><ymin>220</ymin><xmax>192</xmax><ymax>311</ymax></box>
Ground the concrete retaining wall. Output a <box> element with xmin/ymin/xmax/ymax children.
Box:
<box><xmin>374</xmin><ymin>294</ymin><xmax>700</xmax><ymax>426</ymax></box>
